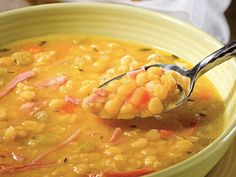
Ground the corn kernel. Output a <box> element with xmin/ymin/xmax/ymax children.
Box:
<box><xmin>0</xmin><ymin>56</ymin><xmax>12</xmax><ymax>65</ymax></box>
<box><xmin>144</xmin><ymin>155</ymin><xmax>157</xmax><ymax>166</ymax></box>
<box><xmin>120</xmin><ymin>55</ymin><xmax>135</xmax><ymax>65</ymax></box>
<box><xmin>131</xmin><ymin>138</ymin><xmax>149</xmax><ymax>148</ymax></box>
<box><xmin>65</xmin><ymin>80</ymin><xmax>74</xmax><ymax>90</ymax></box>
<box><xmin>147</xmin><ymin>67</ymin><xmax>163</xmax><ymax>76</ymax></box>
<box><xmin>3</xmin><ymin>126</ymin><xmax>16</xmax><ymax>141</ymax></box>
<box><xmin>93</xmin><ymin>60</ymin><xmax>108</xmax><ymax>72</ymax></box>
<box><xmin>21</xmin><ymin>121</ymin><xmax>38</xmax><ymax>131</ymax></box>
<box><xmin>79</xmin><ymin>85</ymin><xmax>92</xmax><ymax>97</ymax></box>
<box><xmin>161</xmin><ymin>73</ymin><xmax>176</xmax><ymax>91</ymax></box>
<box><xmin>19</xmin><ymin>91</ymin><xmax>36</xmax><ymax>101</ymax></box>
<box><xmin>34</xmin><ymin>111</ymin><xmax>48</xmax><ymax>121</ymax></box>
<box><xmin>49</xmin><ymin>99</ymin><xmax>64</xmax><ymax>111</ymax></box>
<box><xmin>176</xmin><ymin>139</ymin><xmax>193</xmax><ymax>152</ymax></box>
<box><xmin>136</xmin><ymin>72</ymin><xmax>149</xmax><ymax>86</ymax></box>
<box><xmin>104</xmin><ymin>146</ymin><xmax>122</xmax><ymax>155</ymax></box>
<box><xmin>120</xmin><ymin>103</ymin><xmax>135</xmax><ymax>115</ymax></box>
<box><xmin>148</xmin><ymin>97</ymin><xmax>164</xmax><ymax>114</ymax></box>
<box><xmin>104</xmin><ymin>97</ymin><xmax>123</xmax><ymax>117</ymax></box>
<box><xmin>106</xmin><ymin>80</ymin><xmax>121</xmax><ymax>93</ymax></box>
<box><xmin>153</xmin><ymin>84</ymin><xmax>168</xmax><ymax>101</ymax></box>
<box><xmin>147</xmin><ymin>73</ymin><xmax>160</xmax><ymax>81</ymax></box>
<box><xmin>73</xmin><ymin>164</ymin><xmax>89</xmax><ymax>175</ymax></box>
<box><xmin>145</xmin><ymin>129</ymin><xmax>160</xmax><ymax>141</ymax></box>
<box><xmin>114</xmin><ymin>154</ymin><xmax>126</xmax><ymax>161</ymax></box>
<box><xmin>117</xmin><ymin>80</ymin><xmax>136</xmax><ymax>97</ymax></box>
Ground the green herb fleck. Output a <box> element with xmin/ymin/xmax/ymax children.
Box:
<box><xmin>63</xmin><ymin>157</ymin><xmax>68</xmax><ymax>163</ymax></box>
<box><xmin>139</xmin><ymin>48</ymin><xmax>152</xmax><ymax>51</ymax></box>
<box><xmin>0</xmin><ymin>48</ymin><xmax>11</xmax><ymax>52</ymax></box>
<box><xmin>93</xmin><ymin>47</ymin><xmax>99</xmax><ymax>52</ymax></box>
<box><xmin>199</xmin><ymin>112</ymin><xmax>207</xmax><ymax>117</ymax></box>
<box><xmin>38</xmin><ymin>41</ymin><xmax>47</xmax><ymax>46</ymax></box>
<box><xmin>129</xmin><ymin>125</ymin><xmax>137</xmax><ymax>128</ymax></box>
<box><xmin>187</xmin><ymin>99</ymin><xmax>194</xmax><ymax>102</ymax></box>
<box><xmin>172</xmin><ymin>54</ymin><xmax>179</xmax><ymax>59</ymax></box>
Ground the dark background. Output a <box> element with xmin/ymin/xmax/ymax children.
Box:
<box><xmin>225</xmin><ymin>0</ymin><xmax>236</xmax><ymax>40</ymax></box>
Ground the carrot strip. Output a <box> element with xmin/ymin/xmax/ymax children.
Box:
<box><xmin>160</xmin><ymin>129</ymin><xmax>174</xmax><ymax>138</ymax></box>
<box><xmin>129</xmin><ymin>88</ymin><xmax>150</xmax><ymax>108</ymax></box>
<box><xmin>0</xmin><ymin>70</ymin><xmax>35</xmax><ymax>99</ymax></box>
<box><xmin>103</xmin><ymin>168</ymin><xmax>154</xmax><ymax>177</ymax></box>
<box><xmin>0</xmin><ymin>161</ymin><xmax>55</xmax><ymax>173</ymax></box>
<box><xmin>32</xmin><ymin>129</ymin><xmax>80</xmax><ymax>163</ymax></box>
<box><xmin>60</xmin><ymin>102</ymin><xmax>75</xmax><ymax>113</ymax></box>
<box><xmin>109</xmin><ymin>127</ymin><xmax>122</xmax><ymax>144</ymax></box>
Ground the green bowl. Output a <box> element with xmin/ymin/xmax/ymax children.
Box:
<box><xmin>0</xmin><ymin>3</ymin><xmax>236</xmax><ymax>177</ymax></box>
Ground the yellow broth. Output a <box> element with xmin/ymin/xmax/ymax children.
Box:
<box><xmin>0</xmin><ymin>35</ymin><xmax>225</xmax><ymax>177</ymax></box>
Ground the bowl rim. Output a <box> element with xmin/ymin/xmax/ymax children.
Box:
<box><xmin>1</xmin><ymin>2</ymin><xmax>236</xmax><ymax>176</ymax></box>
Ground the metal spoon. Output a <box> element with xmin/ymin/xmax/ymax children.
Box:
<box><xmin>99</xmin><ymin>40</ymin><xmax>236</xmax><ymax>112</ymax></box>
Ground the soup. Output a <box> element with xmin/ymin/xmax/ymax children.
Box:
<box><xmin>0</xmin><ymin>35</ymin><xmax>225</xmax><ymax>177</ymax></box>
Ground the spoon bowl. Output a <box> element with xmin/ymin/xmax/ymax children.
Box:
<box><xmin>99</xmin><ymin>40</ymin><xmax>236</xmax><ymax>113</ymax></box>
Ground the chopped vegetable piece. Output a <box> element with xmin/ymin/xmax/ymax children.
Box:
<box><xmin>102</xmin><ymin>168</ymin><xmax>154</xmax><ymax>177</ymax></box>
<box><xmin>0</xmin><ymin>70</ymin><xmax>36</xmax><ymax>99</ymax></box>
<box><xmin>159</xmin><ymin>130</ymin><xmax>174</xmax><ymax>138</ymax></box>
<box><xmin>60</xmin><ymin>103</ymin><xmax>75</xmax><ymax>113</ymax></box>
<box><xmin>129</xmin><ymin>88</ymin><xmax>150</xmax><ymax>109</ymax></box>
<box><xmin>109</xmin><ymin>127</ymin><xmax>122</xmax><ymax>144</ymax></box>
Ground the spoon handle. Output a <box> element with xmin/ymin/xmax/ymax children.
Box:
<box><xmin>186</xmin><ymin>40</ymin><xmax>236</xmax><ymax>80</ymax></box>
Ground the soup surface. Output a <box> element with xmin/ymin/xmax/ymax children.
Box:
<box><xmin>0</xmin><ymin>35</ymin><xmax>225</xmax><ymax>177</ymax></box>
